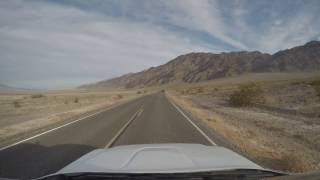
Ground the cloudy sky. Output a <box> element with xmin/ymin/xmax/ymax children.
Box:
<box><xmin>1</xmin><ymin>0</ymin><xmax>319</xmax><ymax>89</ymax></box>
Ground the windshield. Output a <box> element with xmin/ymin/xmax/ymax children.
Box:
<box><xmin>0</xmin><ymin>0</ymin><xmax>320</xmax><ymax>179</ymax></box>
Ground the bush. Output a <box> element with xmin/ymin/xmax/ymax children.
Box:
<box><xmin>197</xmin><ymin>87</ymin><xmax>204</xmax><ymax>93</ymax></box>
<box><xmin>136</xmin><ymin>91</ymin><xmax>142</xmax><ymax>94</ymax></box>
<box><xmin>229</xmin><ymin>83</ymin><xmax>265</xmax><ymax>107</ymax></box>
<box><xmin>31</xmin><ymin>94</ymin><xmax>45</xmax><ymax>98</ymax></box>
<box><xmin>116</xmin><ymin>94</ymin><xmax>123</xmax><ymax>99</ymax></box>
<box><xmin>13</xmin><ymin>101</ymin><xmax>22</xmax><ymax>108</ymax></box>
<box><xmin>74</xmin><ymin>97</ymin><xmax>79</xmax><ymax>103</ymax></box>
<box><xmin>310</xmin><ymin>78</ymin><xmax>320</xmax><ymax>97</ymax></box>
<box><xmin>185</xmin><ymin>88</ymin><xmax>196</xmax><ymax>94</ymax></box>
<box><xmin>314</xmin><ymin>87</ymin><xmax>320</xmax><ymax>97</ymax></box>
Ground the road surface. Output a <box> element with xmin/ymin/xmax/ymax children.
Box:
<box><xmin>0</xmin><ymin>92</ymin><xmax>214</xmax><ymax>179</ymax></box>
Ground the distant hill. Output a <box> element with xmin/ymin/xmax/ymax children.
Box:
<box><xmin>0</xmin><ymin>84</ymin><xmax>32</xmax><ymax>93</ymax></box>
<box><xmin>0</xmin><ymin>84</ymin><xmax>16</xmax><ymax>91</ymax></box>
<box><xmin>80</xmin><ymin>41</ymin><xmax>320</xmax><ymax>89</ymax></box>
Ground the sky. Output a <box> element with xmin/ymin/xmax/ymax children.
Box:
<box><xmin>0</xmin><ymin>0</ymin><xmax>320</xmax><ymax>89</ymax></box>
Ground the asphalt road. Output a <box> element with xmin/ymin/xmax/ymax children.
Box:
<box><xmin>0</xmin><ymin>92</ymin><xmax>213</xmax><ymax>179</ymax></box>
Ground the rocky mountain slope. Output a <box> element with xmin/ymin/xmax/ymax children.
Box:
<box><xmin>80</xmin><ymin>41</ymin><xmax>320</xmax><ymax>89</ymax></box>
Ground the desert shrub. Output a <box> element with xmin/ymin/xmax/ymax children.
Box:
<box><xmin>310</xmin><ymin>78</ymin><xmax>320</xmax><ymax>86</ymax></box>
<box><xmin>13</xmin><ymin>100</ymin><xmax>22</xmax><ymax>108</ymax></box>
<box><xmin>290</xmin><ymin>81</ymin><xmax>307</xmax><ymax>86</ymax></box>
<box><xmin>210</xmin><ymin>87</ymin><xmax>219</xmax><ymax>94</ymax></box>
<box><xmin>197</xmin><ymin>87</ymin><xmax>204</xmax><ymax>93</ymax></box>
<box><xmin>314</xmin><ymin>87</ymin><xmax>320</xmax><ymax>97</ymax></box>
<box><xmin>185</xmin><ymin>88</ymin><xmax>196</xmax><ymax>94</ymax></box>
<box><xmin>184</xmin><ymin>87</ymin><xmax>203</xmax><ymax>94</ymax></box>
<box><xmin>136</xmin><ymin>91</ymin><xmax>142</xmax><ymax>94</ymax></box>
<box><xmin>229</xmin><ymin>83</ymin><xmax>265</xmax><ymax>107</ymax></box>
<box><xmin>310</xmin><ymin>78</ymin><xmax>320</xmax><ymax>97</ymax></box>
<box><xmin>116</xmin><ymin>94</ymin><xmax>123</xmax><ymax>99</ymax></box>
<box><xmin>74</xmin><ymin>97</ymin><xmax>79</xmax><ymax>103</ymax></box>
<box><xmin>31</xmin><ymin>94</ymin><xmax>45</xmax><ymax>98</ymax></box>
<box><xmin>64</xmin><ymin>100</ymin><xmax>68</xmax><ymax>104</ymax></box>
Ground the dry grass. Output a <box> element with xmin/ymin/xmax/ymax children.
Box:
<box><xmin>74</xmin><ymin>97</ymin><xmax>79</xmax><ymax>103</ymax></box>
<box><xmin>0</xmin><ymin>90</ymin><xmax>143</xmax><ymax>146</ymax></box>
<box><xmin>310</xmin><ymin>78</ymin><xmax>320</xmax><ymax>97</ymax></box>
<box><xmin>229</xmin><ymin>83</ymin><xmax>265</xmax><ymax>107</ymax></box>
<box><xmin>168</xmin><ymin>93</ymin><xmax>320</xmax><ymax>172</ymax></box>
<box><xmin>13</xmin><ymin>100</ymin><xmax>22</xmax><ymax>108</ymax></box>
<box><xmin>112</xmin><ymin>94</ymin><xmax>123</xmax><ymax>100</ymax></box>
<box><xmin>167</xmin><ymin>72</ymin><xmax>320</xmax><ymax>173</ymax></box>
<box><xmin>30</xmin><ymin>94</ymin><xmax>45</xmax><ymax>99</ymax></box>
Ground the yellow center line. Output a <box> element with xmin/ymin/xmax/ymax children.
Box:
<box><xmin>105</xmin><ymin>106</ymin><xmax>144</xmax><ymax>148</ymax></box>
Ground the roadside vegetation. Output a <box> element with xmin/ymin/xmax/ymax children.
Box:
<box><xmin>168</xmin><ymin>72</ymin><xmax>320</xmax><ymax>173</ymax></box>
<box><xmin>290</xmin><ymin>77</ymin><xmax>320</xmax><ymax>98</ymax></box>
<box><xmin>180</xmin><ymin>86</ymin><xmax>204</xmax><ymax>95</ymax></box>
<box><xmin>0</xmin><ymin>90</ymin><xmax>143</xmax><ymax>147</ymax></box>
<box><xmin>30</xmin><ymin>94</ymin><xmax>45</xmax><ymax>98</ymax></box>
<box><xmin>229</xmin><ymin>83</ymin><xmax>265</xmax><ymax>107</ymax></box>
<box><xmin>13</xmin><ymin>100</ymin><xmax>22</xmax><ymax>108</ymax></box>
<box><xmin>310</xmin><ymin>78</ymin><xmax>320</xmax><ymax>97</ymax></box>
<box><xmin>114</xmin><ymin>94</ymin><xmax>123</xmax><ymax>99</ymax></box>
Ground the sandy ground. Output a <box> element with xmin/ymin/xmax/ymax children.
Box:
<box><xmin>0</xmin><ymin>90</ymin><xmax>145</xmax><ymax>147</ymax></box>
<box><xmin>167</xmin><ymin>72</ymin><xmax>320</xmax><ymax>173</ymax></box>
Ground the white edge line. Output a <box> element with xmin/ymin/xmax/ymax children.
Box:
<box><xmin>105</xmin><ymin>108</ymin><xmax>143</xmax><ymax>148</ymax></box>
<box><xmin>168</xmin><ymin>99</ymin><xmax>216</xmax><ymax>145</ymax></box>
<box><xmin>0</xmin><ymin>108</ymin><xmax>108</xmax><ymax>151</ymax></box>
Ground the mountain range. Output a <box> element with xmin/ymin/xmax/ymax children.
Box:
<box><xmin>0</xmin><ymin>84</ymin><xmax>33</xmax><ymax>93</ymax></box>
<box><xmin>80</xmin><ymin>41</ymin><xmax>320</xmax><ymax>89</ymax></box>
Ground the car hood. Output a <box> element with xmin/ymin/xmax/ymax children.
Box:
<box><xmin>58</xmin><ymin>144</ymin><xmax>262</xmax><ymax>174</ymax></box>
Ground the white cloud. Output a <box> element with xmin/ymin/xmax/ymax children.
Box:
<box><xmin>120</xmin><ymin>0</ymin><xmax>249</xmax><ymax>50</ymax></box>
<box><xmin>226</xmin><ymin>0</ymin><xmax>320</xmax><ymax>53</ymax></box>
<box><xmin>162</xmin><ymin>0</ymin><xmax>249</xmax><ymax>50</ymax></box>
<box><xmin>0</xmin><ymin>0</ymin><xmax>219</xmax><ymax>89</ymax></box>
<box><xmin>0</xmin><ymin>0</ymin><xmax>319</xmax><ymax>89</ymax></box>
<box><xmin>229</xmin><ymin>0</ymin><xmax>252</xmax><ymax>40</ymax></box>
<box><xmin>257</xmin><ymin>12</ymin><xmax>318</xmax><ymax>52</ymax></box>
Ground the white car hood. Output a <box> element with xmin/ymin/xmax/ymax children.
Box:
<box><xmin>58</xmin><ymin>144</ymin><xmax>262</xmax><ymax>174</ymax></box>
